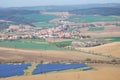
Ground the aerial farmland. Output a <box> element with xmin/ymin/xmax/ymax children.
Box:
<box><xmin>0</xmin><ymin>1</ymin><xmax>120</xmax><ymax>80</ymax></box>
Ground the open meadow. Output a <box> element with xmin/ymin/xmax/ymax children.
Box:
<box><xmin>0</xmin><ymin>39</ymin><xmax>67</xmax><ymax>50</ymax></box>
<box><xmin>77</xmin><ymin>42</ymin><xmax>120</xmax><ymax>57</ymax></box>
<box><xmin>0</xmin><ymin>46</ymin><xmax>112</xmax><ymax>63</ymax></box>
<box><xmin>80</xmin><ymin>24</ymin><xmax>120</xmax><ymax>37</ymax></box>
<box><xmin>66</xmin><ymin>15</ymin><xmax>120</xmax><ymax>23</ymax></box>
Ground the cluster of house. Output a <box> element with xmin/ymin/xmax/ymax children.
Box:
<box><xmin>0</xmin><ymin>33</ymin><xmax>33</xmax><ymax>40</ymax></box>
<box><xmin>0</xmin><ymin>24</ymin><xmax>74</xmax><ymax>40</ymax></box>
<box><xmin>6</xmin><ymin>25</ymin><xmax>33</xmax><ymax>32</ymax></box>
<box><xmin>0</xmin><ymin>21</ymin><xmax>94</xmax><ymax>41</ymax></box>
<box><xmin>72</xmin><ymin>41</ymin><xmax>102</xmax><ymax>47</ymax></box>
<box><xmin>33</xmin><ymin>25</ymin><xmax>72</xmax><ymax>38</ymax></box>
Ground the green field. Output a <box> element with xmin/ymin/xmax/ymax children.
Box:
<box><xmin>53</xmin><ymin>41</ymin><xmax>72</xmax><ymax>47</ymax></box>
<box><xmin>67</xmin><ymin>15</ymin><xmax>120</xmax><ymax>23</ymax></box>
<box><xmin>88</xmin><ymin>27</ymin><xmax>104</xmax><ymax>31</ymax></box>
<box><xmin>14</xmin><ymin>14</ymin><xmax>58</xmax><ymax>22</ymax></box>
<box><xmin>100</xmin><ymin>37</ymin><xmax>120</xmax><ymax>42</ymax></box>
<box><xmin>64</xmin><ymin>27</ymin><xmax>76</xmax><ymax>32</ymax></box>
<box><xmin>24</xmin><ymin>63</ymin><xmax>38</xmax><ymax>76</ymax></box>
<box><xmin>115</xmin><ymin>24</ymin><xmax>120</xmax><ymax>27</ymax></box>
<box><xmin>0</xmin><ymin>39</ymin><xmax>67</xmax><ymax>50</ymax></box>
<box><xmin>32</xmin><ymin>22</ymin><xmax>56</xmax><ymax>29</ymax></box>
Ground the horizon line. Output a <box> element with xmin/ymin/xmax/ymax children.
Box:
<box><xmin>0</xmin><ymin>3</ymin><xmax>119</xmax><ymax>8</ymax></box>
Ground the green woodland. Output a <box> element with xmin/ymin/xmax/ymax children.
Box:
<box><xmin>67</xmin><ymin>16</ymin><xmax>120</xmax><ymax>23</ymax></box>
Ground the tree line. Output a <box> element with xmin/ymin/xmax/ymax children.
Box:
<box><xmin>0</xmin><ymin>9</ymin><xmax>40</xmax><ymax>26</ymax></box>
<box><xmin>69</xmin><ymin>7</ymin><xmax>120</xmax><ymax>16</ymax></box>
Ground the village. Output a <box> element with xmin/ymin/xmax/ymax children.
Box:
<box><xmin>0</xmin><ymin>20</ymin><xmax>109</xmax><ymax>48</ymax></box>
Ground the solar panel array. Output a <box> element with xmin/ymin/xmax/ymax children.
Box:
<box><xmin>0</xmin><ymin>63</ymin><xmax>92</xmax><ymax>77</ymax></box>
<box><xmin>0</xmin><ymin>64</ymin><xmax>31</xmax><ymax>77</ymax></box>
<box><xmin>32</xmin><ymin>63</ymin><xmax>92</xmax><ymax>75</ymax></box>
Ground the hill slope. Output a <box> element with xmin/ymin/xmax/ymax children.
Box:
<box><xmin>69</xmin><ymin>7</ymin><xmax>120</xmax><ymax>16</ymax></box>
<box><xmin>8</xmin><ymin>3</ymin><xmax>120</xmax><ymax>12</ymax></box>
<box><xmin>79</xmin><ymin>42</ymin><xmax>120</xmax><ymax>57</ymax></box>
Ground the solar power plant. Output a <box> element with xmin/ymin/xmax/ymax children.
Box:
<box><xmin>0</xmin><ymin>64</ymin><xmax>31</xmax><ymax>77</ymax></box>
<box><xmin>32</xmin><ymin>63</ymin><xmax>92</xmax><ymax>75</ymax></box>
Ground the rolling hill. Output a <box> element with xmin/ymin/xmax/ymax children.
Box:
<box><xmin>79</xmin><ymin>42</ymin><xmax>120</xmax><ymax>57</ymax></box>
<box><xmin>1</xmin><ymin>3</ymin><xmax>119</xmax><ymax>12</ymax></box>
<box><xmin>69</xmin><ymin>7</ymin><xmax>120</xmax><ymax>16</ymax></box>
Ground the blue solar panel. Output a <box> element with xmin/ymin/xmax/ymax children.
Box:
<box><xmin>0</xmin><ymin>64</ymin><xmax>31</xmax><ymax>78</ymax></box>
<box><xmin>32</xmin><ymin>63</ymin><xmax>91</xmax><ymax>75</ymax></box>
<box><xmin>0</xmin><ymin>63</ymin><xmax>92</xmax><ymax>77</ymax></box>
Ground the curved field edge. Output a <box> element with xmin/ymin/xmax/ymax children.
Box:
<box><xmin>78</xmin><ymin>42</ymin><xmax>120</xmax><ymax>57</ymax></box>
<box><xmin>0</xmin><ymin>39</ymin><xmax>69</xmax><ymax>51</ymax></box>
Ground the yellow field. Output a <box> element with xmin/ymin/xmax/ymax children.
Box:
<box><xmin>78</xmin><ymin>42</ymin><xmax>120</xmax><ymax>57</ymax></box>
<box><xmin>0</xmin><ymin>46</ymin><xmax>111</xmax><ymax>63</ymax></box>
<box><xmin>80</xmin><ymin>24</ymin><xmax>120</xmax><ymax>37</ymax></box>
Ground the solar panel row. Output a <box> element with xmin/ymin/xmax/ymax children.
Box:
<box><xmin>0</xmin><ymin>64</ymin><xmax>31</xmax><ymax>77</ymax></box>
<box><xmin>0</xmin><ymin>63</ymin><xmax>92</xmax><ymax>78</ymax></box>
<box><xmin>32</xmin><ymin>63</ymin><xmax>92</xmax><ymax>75</ymax></box>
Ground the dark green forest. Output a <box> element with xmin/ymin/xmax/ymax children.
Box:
<box><xmin>0</xmin><ymin>9</ymin><xmax>39</xmax><ymax>25</ymax></box>
<box><xmin>69</xmin><ymin>7</ymin><xmax>120</xmax><ymax>16</ymax></box>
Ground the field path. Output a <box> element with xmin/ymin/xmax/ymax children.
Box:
<box><xmin>24</xmin><ymin>63</ymin><xmax>38</xmax><ymax>76</ymax></box>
